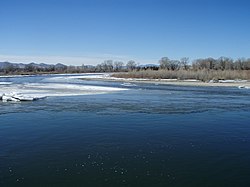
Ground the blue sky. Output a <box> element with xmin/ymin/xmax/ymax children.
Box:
<box><xmin>0</xmin><ymin>0</ymin><xmax>249</xmax><ymax>65</ymax></box>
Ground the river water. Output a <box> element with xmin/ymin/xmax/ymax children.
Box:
<box><xmin>0</xmin><ymin>74</ymin><xmax>250</xmax><ymax>187</ymax></box>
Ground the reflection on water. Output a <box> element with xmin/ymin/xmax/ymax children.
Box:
<box><xmin>0</xmin><ymin>74</ymin><xmax>250</xmax><ymax>186</ymax></box>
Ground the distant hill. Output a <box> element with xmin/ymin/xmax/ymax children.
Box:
<box><xmin>0</xmin><ymin>61</ymin><xmax>67</xmax><ymax>70</ymax></box>
<box><xmin>0</xmin><ymin>62</ymin><xmax>18</xmax><ymax>69</ymax></box>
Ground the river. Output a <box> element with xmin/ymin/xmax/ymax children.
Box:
<box><xmin>1</xmin><ymin>74</ymin><xmax>250</xmax><ymax>186</ymax></box>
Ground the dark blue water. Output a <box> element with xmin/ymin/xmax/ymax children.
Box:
<box><xmin>1</xmin><ymin>74</ymin><xmax>250</xmax><ymax>187</ymax></box>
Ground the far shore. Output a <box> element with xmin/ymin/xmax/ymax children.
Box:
<box><xmin>80</xmin><ymin>74</ymin><xmax>250</xmax><ymax>88</ymax></box>
<box><xmin>1</xmin><ymin>72</ymin><xmax>250</xmax><ymax>88</ymax></box>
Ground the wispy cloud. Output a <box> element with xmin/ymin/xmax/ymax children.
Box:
<box><xmin>0</xmin><ymin>54</ymin><xmax>157</xmax><ymax>65</ymax></box>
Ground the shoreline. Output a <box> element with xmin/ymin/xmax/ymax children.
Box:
<box><xmin>80</xmin><ymin>74</ymin><xmax>250</xmax><ymax>88</ymax></box>
<box><xmin>1</xmin><ymin>72</ymin><xmax>250</xmax><ymax>88</ymax></box>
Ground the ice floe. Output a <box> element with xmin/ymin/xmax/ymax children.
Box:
<box><xmin>0</xmin><ymin>92</ymin><xmax>43</xmax><ymax>102</ymax></box>
<box><xmin>0</xmin><ymin>82</ymin><xmax>12</xmax><ymax>85</ymax></box>
<box><xmin>121</xmin><ymin>83</ymin><xmax>137</xmax><ymax>87</ymax></box>
<box><xmin>1</xmin><ymin>94</ymin><xmax>20</xmax><ymax>102</ymax></box>
<box><xmin>0</xmin><ymin>82</ymin><xmax>128</xmax><ymax>102</ymax></box>
<box><xmin>238</xmin><ymin>85</ymin><xmax>250</xmax><ymax>89</ymax></box>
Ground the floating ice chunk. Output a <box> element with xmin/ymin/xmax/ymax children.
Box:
<box><xmin>0</xmin><ymin>92</ymin><xmax>44</xmax><ymax>102</ymax></box>
<box><xmin>238</xmin><ymin>85</ymin><xmax>250</xmax><ymax>89</ymax></box>
<box><xmin>2</xmin><ymin>94</ymin><xmax>20</xmax><ymax>102</ymax></box>
<box><xmin>11</xmin><ymin>94</ymin><xmax>39</xmax><ymax>101</ymax></box>
<box><xmin>121</xmin><ymin>83</ymin><xmax>137</xmax><ymax>87</ymax></box>
<box><xmin>0</xmin><ymin>82</ymin><xmax>12</xmax><ymax>85</ymax></box>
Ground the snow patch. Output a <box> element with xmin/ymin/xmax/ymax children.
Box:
<box><xmin>183</xmin><ymin>79</ymin><xmax>200</xmax><ymax>82</ymax></box>
<box><xmin>219</xmin><ymin>80</ymin><xmax>247</xmax><ymax>83</ymax></box>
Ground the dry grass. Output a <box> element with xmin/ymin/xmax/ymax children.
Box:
<box><xmin>112</xmin><ymin>70</ymin><xmax>250</xmax><ymax>82</ymax></box>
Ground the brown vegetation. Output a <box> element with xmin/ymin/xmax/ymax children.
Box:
<box><xmin>112</xmin><ymin>69</ymin><xmax>250</xmax><ymax>82</ymax></box>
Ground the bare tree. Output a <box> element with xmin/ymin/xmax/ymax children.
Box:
<box><xmin>100</xmin><ymin>60</ymin><xmax>114</xmax><ymax>72</ymax></box>
<box><xmin>169</xmin><ymin>60</ymin><xmax>180</xmax><ymax>70</ymax></box>
<box><xmin>180</xmin><ymin>57</ymin><xmax>189</xmax><ymax>70</ymax></box>
<box><xmin>114</xmin><ymin>61</ymin><xmax>124</xmax><ymax>72</ymax></box>
<box><xmin>126</xmin><ymin>60</ymin><xmax>136</xmax><ymax>71</ymax></box>
<box><xmin>242</xmin><ymin>58</ymin><xmax>250</xmax><ymax>70</ymax></box>
<box><xmin>159</xmin><ymin>57</ymin><xmax>171</xmax><ymax>70</ymax></box>
<box><xmin>234</xmin><ymin>58</ymin><xmax>244</xmax><ymax>70</ymax></box>
<box><xmin>105</xmin><ymin>60</ymin><xmax>114</xmax><ymax>72</ymax></box>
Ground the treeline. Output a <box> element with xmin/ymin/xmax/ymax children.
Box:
<box><xmin>0</xmin><ymin>60</ymin><xmax>138</xmax><ymax>75</ymax></box>
<box><xmin>87</xmin><ymin>57</ymin><xmax>250</xmax><ymax>72</ymax></box>
<box><xmin>112</xmin><ymin>57</ymin><xmax>250</xmax><ymax>81</ymax></box>
<box><xmin>159</xmin><ymin>57</ymin><xmax>250</xmax><ymax>71</ymax></box>
<box><xmin>1</xmin><ymin>56</ymin><xmax>250</xmax><ymax>75</ymax></box>
<box><xmin>55</xmin><ymin>60</ymin><xmax>137</xmax><ymax>73</ymax></box>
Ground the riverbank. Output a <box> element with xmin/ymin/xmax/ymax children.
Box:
<box><xmin>1</xmin><ymin>72</ymin><xmax>249</xmax><ymax>88</ymax></box>
<box><xmin>80</xmin><ymin>73</ymin><xmax>250</xmax><ymax>88</ymax></box>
